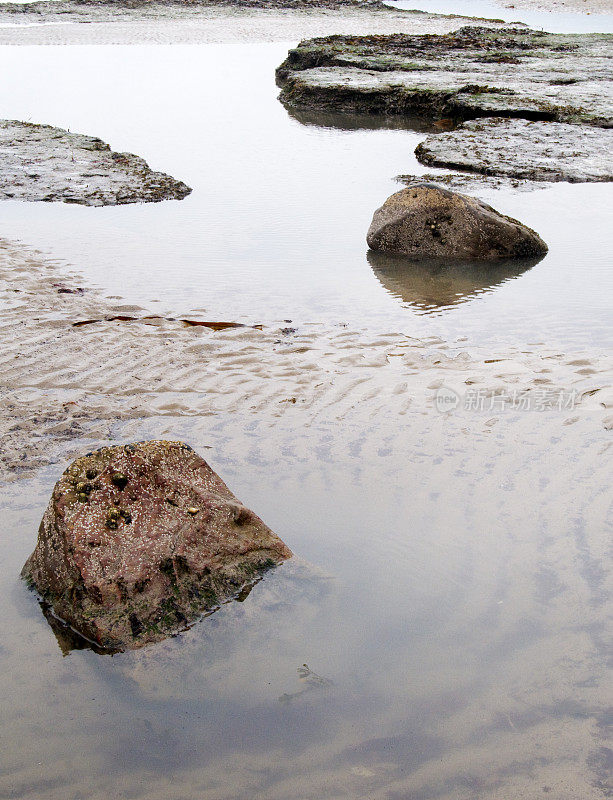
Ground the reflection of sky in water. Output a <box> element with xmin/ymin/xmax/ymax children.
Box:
<box><xmin>387</xmin><ymin>0</ymin><xmax>613</xmax><ymax>32</ymax></box>
<box><xmin>0</xmin><ymin>44</ymin><xmax>610</xmax><ymax>348</ymax></box>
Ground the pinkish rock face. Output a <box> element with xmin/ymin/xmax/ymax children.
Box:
<box><xmin>22</xmin><ymin>440</ymin><xmax>292</xmax><ymax>652</ymax></box>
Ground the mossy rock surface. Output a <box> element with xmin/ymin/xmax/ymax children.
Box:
<box><xmin>277</xmin><ymin>27</ymin><xmax>613</xmax><ymax>127</ymax></box>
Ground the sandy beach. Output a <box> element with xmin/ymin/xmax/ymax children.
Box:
<box><xmin>509</xmin><ymin>0</ymin><xmax>612</xmax><ymax>13</ymax></box>
<box><xmin>0</xmin><ymin>5</ymin><xmax>509</xmax><ymax>46</ymax></box>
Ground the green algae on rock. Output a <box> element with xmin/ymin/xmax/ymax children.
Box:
<box><xmin>367</xmin><ymin>183</ymin><xmax>548</xmax><ymax>260</ymax></box>
<box><xmin>21</xmin><ymin>440</ymin><xmax>292</xmax><ymax>652</ymax></box>
<box><xmin>0</xmin><ymin>120</ymin><xmax>191</xmax><ymax>206</ymax></box>
<box><xmin>276</xmin><ymin>27</ymin><xmax>613</xmax><ymax>126</ymax></box>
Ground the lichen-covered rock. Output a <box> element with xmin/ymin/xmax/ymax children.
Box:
<box><xmin>22</xmin><ymin>440</ymin><xmax>292</xmax><ymax>652</ymax></box>
<box><xmin>0</xmin><ymin>120</ymin><xmax>191</xmax><ymax>206</ymax></box>
<box><xmin>278</xmin><ymin>29</ymin><xmax>612</xmax><ymax>188</ymax></box>
<box><xmin>367</xmin><ymin>183</ymin><xmax>548</xmax><ymax>260</ymax></box>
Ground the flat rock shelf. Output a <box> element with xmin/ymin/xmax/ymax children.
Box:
<box><xmin>0</xmin><ymin>119</ymin><xmax>192</xmax><ymax>206</ymax></box>
<box><xmin>276</xmin><ymin>27</ymin><xmax>613</xmax><ymax>125</ymax></box>
<box><xmin>416</xmin><ymin>118</ymin><xmax>613</xmax><ymax>182</ymax></box>
<box><xmin>277</xmin><ymin>26</ymin><xmax>613</xmax><ymax>182</ymax></box>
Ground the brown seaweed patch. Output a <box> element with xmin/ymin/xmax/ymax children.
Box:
<box><xmin>71</xmin><ymin>316</ymin><xmax>264</xmax><ymax>331</ymax></box>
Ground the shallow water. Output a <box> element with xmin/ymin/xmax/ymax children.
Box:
<box><xmin>0</xmin><ymin>44</ymin><xmax>611</xmax><ymax>349</ymax></box>
<box><xmin>2</xmin><ymin>402</ymin><xmax>611</xmax><ymax>799</ymax></box>
<box><xmin>0</xmin><ymin>27</ymin><xmax>612</xmax><ymax>800</ymax></box>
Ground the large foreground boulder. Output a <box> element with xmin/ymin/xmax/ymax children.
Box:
<box><xmin>367</xmin><ymin>183</ymin><xmax>548</xmax><ymax>260</ymax></box>
<box><xmin>22</xmin><ymin>440</ymin><xmax>292</xmax><ymax>652</ymax></box>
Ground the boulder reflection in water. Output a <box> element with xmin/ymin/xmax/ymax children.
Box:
<box><xmin>367</xmin><ymin>250</ymin><xmax>544</xmax><ymax>313</ymax></box>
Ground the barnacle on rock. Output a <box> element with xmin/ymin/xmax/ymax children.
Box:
<box><xmin>111</xmin><ymin>472</ymin><xmax>128</xmax><ymax>490</ymax></box>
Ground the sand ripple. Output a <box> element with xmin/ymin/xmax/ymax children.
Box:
<box><xmin>1</xmin><ymin>238</ymin><xmax>611</xmax><ymax>481</ymax></box>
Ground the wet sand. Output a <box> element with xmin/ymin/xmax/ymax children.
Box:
<box><xmin>0</xmin><ymin>0</ymin><xmax>608</xmax><ymax>49</ymax></box>
<box><xmin>1</xmin><ymin>237</ymin><xmax>611</xmax><ymax>483</ymax></box>
<box><xmin>0</xmin><ymin>5</ymin><xmax>508</xmax><ymax>46</ymax></box>
<box><xmin>507</xmin><ymin>0</ymin><xmax>612</xmax><ymax>13</ymax></box>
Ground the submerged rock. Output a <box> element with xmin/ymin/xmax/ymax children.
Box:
<box><xmin>367</xmin><ymin>183</ymin><xmax>548</xmax><ymax>260</ymax></box>
<box><xmin>416</xmin><ymin>118</ymin><xmax>613</xmax><ymax>183</ymax></box>
<box><xmin>276</xmin><ymin>27</ymin><xmax>613</xmax><ymax>127</ymax></box>
<box><xmin>22</xmin><ymin>440</ymin><xmax>292</xmax><ymax>652</ymax></box>
<box><xmin>0</xmin><ymin>120</ymin><xmax>191</xmax><ymax>206</ymax></box>
<box><xmin>52</xmin><ymin>558</ymin><xmax>334</xmax><ymax>701</ymax></box>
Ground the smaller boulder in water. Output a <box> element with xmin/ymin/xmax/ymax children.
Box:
<box><xmin>367</xmin><ymin>183</ymin><xmax>548</xmax><ymax>261</ymax></box>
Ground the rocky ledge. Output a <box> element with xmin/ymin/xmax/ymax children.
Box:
<box><xmin>0</xmin><ymin>120</ymin><xmax>191</xmax><ymax>205</ymax></box>
<box><xmin>276</xmin><ymin>27</ymin><xmax>612</xmax><ymax>126</ymax></box>
<box><xmin>22</xmin><ymin>440</ymin><xmax>292</xmax><ymax>652</ymax></box>
<box><xmin>277</xmin><ymin>26</ymin><xmax>612</xmax><ymax>182</ymax></box>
